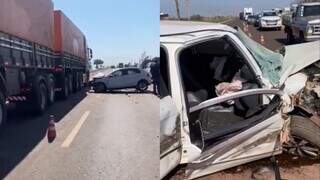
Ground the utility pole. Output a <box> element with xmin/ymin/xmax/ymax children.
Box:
<box><xmin>174</xmin><ymin>0</ymin><xmax>181</xmax><ymax>20</ymax></box>
<box><xmin>185</xmin><ymin>0</ymin><xmax>190</xmax><ymax>20</ymax></box>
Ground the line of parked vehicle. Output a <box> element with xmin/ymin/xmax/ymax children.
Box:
<box><xmin>240</xmin><ymin>2</ymin><xmax>320</xmax><ymax>43</ymax></box>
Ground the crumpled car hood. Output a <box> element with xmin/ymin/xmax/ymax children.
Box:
<box><xmin>281</xmin><ymin>41</ymin><xmax>320</xmax><ymax>78</ymax></box>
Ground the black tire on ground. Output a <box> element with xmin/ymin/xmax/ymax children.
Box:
<box><xmin>299</xmin><ymin>31</ymin><xmax>305</xmax><ymax>43</ymax></box>
<box><xmin>0</xmin><ymin>90</ymin><xmax>7</xmax><ymax>129</ymax></box>
<box><xmin>136</xmin><ymin>80</ymin><xmax>148</xmax><ymax>92</ymax></box>
<box><xmin>93</xmin><ymin>83</ymin><xmax>106</xmax><ymax>93</ymax></box>
<box><xmin>32</xmin><ymin>81</ymin><xmax>48</xmax><ymax>114</ymax></box>
<box><xmin>47</xmin><ymin>77</ymin><xmax>55</xmax><ymax>105</ymax></box>
<box><xmin>69</xmin><ymin>74</ymin><xmax>74</xmax><ymax>93</ymax></box>
<box><xmin>290</xmin><ymin>115</ymin><xmax>320</xmax><ymax>157</ymax></box>
<box><xmin>61</xmin><ymin>77</ymin><xmax>69</xmax><ymax>99</ymax></box>
<box><xmin>287</xmin><ymin>32</ymin><xmax>295</xmax><ymax>44</ymax></box>
<box><xmin>76</xmin><ymin>73</ymin><xmax>81</xmax><ymax>91</ymax></box>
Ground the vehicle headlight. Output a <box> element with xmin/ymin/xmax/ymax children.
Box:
<box><xmin>307</xmin><ymin>26</ymin><xmax>314</xmax><ymax>34</ymax></box>
<box><xmin>277</xmin><ymin>20</ymin><xmax>282</xmax><ymax>25</ymax></box>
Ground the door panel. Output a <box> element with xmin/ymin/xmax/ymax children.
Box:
<box><xmin>108</xmin><ymin>70</ymin><xmax>127</xmax><ymax>89</ymax></box>
<box><xmin>160</xmin><ymin>96</ymin><xmax>181</xmax><ymax>179</ymax></box>
<box><xmin>126</xmin><ymin>69</ymin><xmax>140</xmax><ymax>87</ymax></box>
<box><xmin>186</xmin><ymin>91</ymin><xmax>284</xmax><ymax>179</ymax></box>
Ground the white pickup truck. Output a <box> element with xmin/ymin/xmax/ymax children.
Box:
<box><xmin>243</xmin><ymin>7</ymin><xmax>253</xmax><ymax>21</ymax></box>
<box><xmin>258</xmin><ymin>10</ymin><xmax>282</xmax><ymax>30</ymax></box>
<box><xmin>283</xmin><ymin>2</ymin><xmax>320</xmax><ymax>43</ymax></box>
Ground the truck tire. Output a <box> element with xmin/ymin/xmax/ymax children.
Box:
<box><xmin>78</xmin><ymin>73</ymin><xmax>83</xmax><ymax>90</ymax></box>
<box><xmin>47</xmin><ymin>76</ymin><xmax>55</xmax><ymax>105</ymax></box>
<box><xmin>298</xmin><ymin>31</ymin><xmax>305</xmax><ymax>43</ymax></box>
<box><xmin>32</xmin><ymin>81</ymin><xmax>48</xmax><ymax>114</ymax></box>
<box><xmin>287</xmin><ymin>33</ymin><xmax>294</xmax><ymax>44</ymax></box>
<box><xmin>61</xmin><ymin>77</ymin><xmax>70</xmax><ymax>99</ymax></box>
<box><xmin>76</xmin><ymin>73</ymin><xmax>82</xmax><ymax>91</ymax></box>
<box><xmin>0</xmin><ymin>90</ymin><xmax>7</xmax><ymax>129</ymax></box>
<box><xmin>136</xmin><ymin>80</ymin><xmax>148</xmax><ymax>92</ymax></box>
<box><xmin>285</xmin><ymin>115</ymin><xmax>320</xmax><ymax>159</ymax></box>
<box><xmin>68</xmin><ymin>74</ymin><xmax>74</xmax><ymax>93</ymax></box>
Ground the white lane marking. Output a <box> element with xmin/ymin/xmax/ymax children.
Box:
<box><xmin>61</xmin><ymin>111</ymin><xmax>91</xmax><ymax>148</ymax></box>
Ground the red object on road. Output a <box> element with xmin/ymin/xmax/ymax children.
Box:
<box><xmin>47</xmin><ymin>115</ymin><xmax>56</xmax><ymax>143</ymax></box>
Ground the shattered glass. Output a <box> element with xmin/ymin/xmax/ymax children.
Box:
<box><xmin>235</xmin><ymin>30</ymin><xmax>283</xmax><ymax>85</ymax></box>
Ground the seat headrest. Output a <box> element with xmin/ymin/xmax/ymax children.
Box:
<box><xmin>240</xmin><ymin>65</ymin><xmax>256</xmax><ymax>82</ymax></box>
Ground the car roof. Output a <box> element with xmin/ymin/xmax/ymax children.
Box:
<box><xmin>301</xmin><ymin>2</ymin><xmax>320</xmax><ymax>6</ymax></box>
<box><xmin>262</xmin><ymin>10</ymin><xmax>276</xmax><ymax>13</ymax></box>
<box><xmin>160</xmin><ymin>20</ymin><xmax>236</xmax><ymax>43</ymax></box>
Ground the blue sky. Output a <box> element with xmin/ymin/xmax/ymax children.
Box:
<box><xmin>161</xmin><ymin>0</ymin><xmax>293</xmax><ymax>17</ymax></box>
<box><xmin>53</xmin><ymin>0</ymin><xmax>159</xmax><ymax>66</ymax></box>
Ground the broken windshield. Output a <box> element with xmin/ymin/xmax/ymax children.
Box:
<box><xmin>235</xmin><ymin>29</ymin><xmax>283</xmax><ymax>85</ymax></box>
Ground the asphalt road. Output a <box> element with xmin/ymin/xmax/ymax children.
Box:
<box><xmin>0</xmin><ymin>88</ymin><xmax>159</xmax><ymax>180</ymax></box>
<box><xmin>225</xmin><ymin>18</ymin><xmax>289</xmax><ymax>51</ymax></box>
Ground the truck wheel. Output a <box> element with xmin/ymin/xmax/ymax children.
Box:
<box><xmin>33</xmin><ymin>81</ymin><xmax>48</xmax><ymax>114</ymax></box>
<box><xmin>69</xmin><ymin>74</ymin><xmax>74</xmax><ymax>93</ymax></box>
<box><xmin>76</xmin><ymin>73</ymin><xmax>82</xmax><ymax>91</ymax></box>
<box><xmin>78</xmin><ymin>74</ymin><xmax>83</xmax><ymax>90</ymax></box>
<box><xmin>74</xmin><ymin>73</ymin><xmax>81</xmax><ymax>92</ymax></box>
<box><xmin>298</xmin><ymin>32</ymin><xmax>305</xmax><ymax>43</ymax></box>
<box><xmin>0</xmin><ymin>90</ymin><xmax>7</xmax><ymax>129</ymax></box>
<box><xmin>136</xmin><ymin>80</ymin><xmax>148</xmax><ymax>92</ymax></box>
<box><xmin>47</xmin><ymin>77</ymin><xmax>55</xmax><ymax>105</ymax></box>
<box><xmin>61</xmin><ymin>77</ymin><xmax>69</xmax><ymax>99</ymax></box>
<box><xmin>287</xmin><ymin>32</ymin><xmax>294</xmax><ymax>44</ymax></box>
<box><xmin>284</xmin><ymin>115</ymin><xmax>320</xmax><ymax>159</ymax></box>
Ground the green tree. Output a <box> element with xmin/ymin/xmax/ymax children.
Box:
<box><xmin>93</xmin><ymin>59</ymin><xmax>104</xmax><ymax>69</ymax></box>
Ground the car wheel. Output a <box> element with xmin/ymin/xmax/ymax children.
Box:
<box><xmin>283</xmin><ymin>115</ymin><xmax>320</xmax><ymax>159</ymax></box>
<box><xmin>0</xmin><ymin>90</ymin><xmax>7</xmax><ymax>129</ymax></box>
<box><xmin>94</xmin><ymin>83</ymin><xmax>106</xmax><ymax>93</ymax></box>
<box><xmin>136</xmin><ymin>80</ymin><xmax>148</xmax><ymax>92</ymax></box>
<box><xmin>47</xmin><ymin>77</ymin><xmax>55</xmax><ymax>105</ymax></box>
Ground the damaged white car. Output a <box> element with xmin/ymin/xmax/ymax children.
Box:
<box><xmin>160</xmin><ymin>21</ymin><xmax>320</xmax><ymax>179</ymax></box>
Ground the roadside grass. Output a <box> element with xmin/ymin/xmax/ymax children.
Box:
<box><xmin>191</xmin><ymin>16</ymin><xmax>235</xmax><ymax>23</ymax></box>
<box><xmin>167</xmin><ymin>16</ymin><xmax>235</xmax><ymax>23</ymax></box>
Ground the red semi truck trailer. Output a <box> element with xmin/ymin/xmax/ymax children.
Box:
<box><xmin>0</xmin><ymin>0</ymin><xmax>92</xmax><ymax>126</ymax></box>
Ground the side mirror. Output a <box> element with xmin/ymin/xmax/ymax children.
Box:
<box><xmin>87</xmin><ymin>48</ymin><xmax>93</xmax><ymax>60</ymax></box>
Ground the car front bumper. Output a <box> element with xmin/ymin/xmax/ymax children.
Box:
<box><xmin>305</xmin><ymin>34</ymin><xmax>320</xmax><ymax>42</ymax></box>
<box><xmin>260</xmin><ymin>23</ymin><xmax>282</xmax><ymax>28</ymax></box>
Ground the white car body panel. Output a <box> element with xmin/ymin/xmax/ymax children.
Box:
<box><xmin>188</xmin><ymin>113</ymin><xmax>284</xmax><ymax>179</ymax></box>
<box><xmin>281</xmin><ymin>41</ymin><xmax>320</xmax><ymax>76</ymax></box>
<box><xmin>94</xmin><ymin>68</ymin><xmax>151</xmax><ymax>90</ymax></box>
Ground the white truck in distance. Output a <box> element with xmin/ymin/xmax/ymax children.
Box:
<box><xmin>243</xmin><ymin>7</ymin><xmax>253</xmax><ymax>21</ymax></box>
